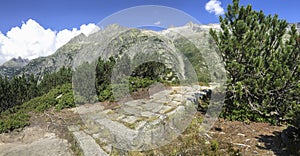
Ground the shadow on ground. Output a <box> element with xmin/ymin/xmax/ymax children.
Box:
<box><xmin>256</xmin><ymin>126</ymin><xmax>300</xmax><ymax>156</ymax></box>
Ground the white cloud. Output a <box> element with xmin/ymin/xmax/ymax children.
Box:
<box><xmin>0</xmin><ymin>19</ymin><xmax>100</xmax><ymax>64</ymax></box>
<box><xmin>205</xmin><ymin>0</ymin><xmax>225</xmax><ymax>16</ymax></box>
<box><xmin>79</xmin><ymin>24</ymin><xmax>100</xmax><ymax>36</ymax></box>
<box><xmin>154</xmin><ymin>21</ymin><xmax>161</xmax><ymax>25</ymax></box>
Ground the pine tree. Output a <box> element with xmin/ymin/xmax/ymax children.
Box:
<box><xmin>38</xmin><ymin>67</ymin><xmax>72</xmax><ymax>95</ymax></box>
<box><xmin>73</xmin><ymin>61</ymin><xmax>98</xmax><ymax>103</ymax></box>
<box><xmin>210</xmin><ymin>0</ymin><xmax>300</xmax><ymax>124</ymax></box>
<box><xmin>95</xmin><ymin>56</ymin><xmax>116</xmax><ymax>101</ymax></box>
<box><xmin>27</xmin><ymin>74</ymin><xmax>38</xmax><ymax>100</ymax></box>
<box><xmin>0</xmin><ymin>77</ymin><xmax>5</xmax><ymax>112</ymax></box>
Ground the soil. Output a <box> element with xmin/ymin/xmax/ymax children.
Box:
<box><xmin>0</xmin><ymin>108</ymin><xmax>80</xmax><ymax>156</ymax></box>
<box><xmin>209</xmin><ymin>118</ymin><xmax>288</xmax><ymax>155</ymax></box>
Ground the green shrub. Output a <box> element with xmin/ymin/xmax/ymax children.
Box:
<box><xmin>38</xmin><ymin>66</ymin><xmax>72</xmax><ymax>95</ymax></box>
<box><xmin>210</xmin><ymin>0</ymin><xmax>300</xmax><ymax>124</ymax></box>
<box><xmin>211</xmin><ymin>140</ymin><xmax>219</xmax><ymax>151</ymax></box>
<box><xmin>0</xmin><ymin>83</ymin><xmax>75</xmax><ymax>133</ymax></box>
<box><xmin>27</xmin><ymin>83</ymin><xmax>73</xmax><ymax>112</ymax></box>
<box><xmin>95</xmin><ymin>56</ymin><xmax>178</xmax><ymax>102</ymax></box>
<box><xmin>129</xmin><ymin>77</ymin><xmax>156</xmax><ymax>92</ymax></box>
<box><xmin>56</xmin><ymin>92</ymin><xmax>75</xmax><ymax>110</ymax></box>
<box><xmin>98</xmin><ymin>85</ymin><xmax>114</xmax><ymax>102</ymax></box>
<box><xmin>0</xmin><ymin>111</ymin><xmax>30</xmax><ymax>133</ymax></box>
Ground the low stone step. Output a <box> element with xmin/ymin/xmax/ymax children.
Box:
<box><xmin>74</xmin><ymin>85</ymin><xmax>213</xmax><ymax>152</ymax></box>
<box><xmin>72</xmin><ymin>130</ymin><xmax>109</xmax><ymax>156</ymax></box>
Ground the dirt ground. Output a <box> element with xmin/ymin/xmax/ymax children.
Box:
<box><xmin>209</xmin><ymin>118</ymin><xmax>288</xmax><ymax>155</ymax></box>
<box><xmin>0</xmin><ymin>109</ymin><xmax>79</xmax><ymax>156</ymax></box>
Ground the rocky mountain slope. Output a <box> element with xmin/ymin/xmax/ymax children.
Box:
<box><xmin>0</xmin><ymin>23</ymin><xmax>223</xmax><ymax>82</ymax></box>
<box><xmin>0</xmin><ymin>57</ymin><xmax>29</xmax><ymax>79</ymax></box>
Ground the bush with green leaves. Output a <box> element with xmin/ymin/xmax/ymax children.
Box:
<box><xmin>210</xmin><ymin>0</ymin><xmax>300</xmax><ymax>124</ymax></box>
<box><xmin>38</xmin><ymin>66</ymin><xmax>72</xmax><ymax>95</ymax></box>
<box><xmin>0</xmin><ymin>67</ymin><xmax>72</xmax><ymax>113</ymax></box>
<box><xmin>129</xmin><ymin>77</ymin><xmax>156</xmax><ymax>92</ymax></box>
<box><xmin>0</xmin><ymin>111</ymin><xmax>30</xmax><ymax>133</ymax></box>
<box><xmin>22</xmin><ymin>83</ymin><xmax>74</xmax><ymax>112</ymax></box>
<box><xmin>0</xmin><ymin>83</ymin><xmax>75</xmax><ymax>133</ymax></box>
<box><xmin>95</xmin><ymin>56</ymin><xmax>179</xmax><ymax>102</ymax></box>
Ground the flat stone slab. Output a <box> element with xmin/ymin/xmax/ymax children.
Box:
<box><xmin>141</xmin><ymin>111</ymin><xmax>156</xmax><ymax>118</ymax></box>
<box><xmin>72</xmin><ymin>131</ymin><xmax>108</xmax><ymax>156</ymax></box>
<box><xmin>0</xmin><ymin>133</ymin><xmax>73</xmax><ymax>156</ymax></box>
<box><xmin>141</xmin><ymin>102</ymin><xmax>163</xmax><ymax>112</ymax></box>
<box><xmin>121</xmin><ymin>106</ymin><xmax>142</xmax><ymax>115</ymax></box>
<box><xmin>73</xmin><ymin>103</ymin><xmax>105</xmax><ymax>114</ymax></box>
<box><xmin>121</xmin><ymin>116</ymin><xmax>139</xmax><ymax>124</ymax></box>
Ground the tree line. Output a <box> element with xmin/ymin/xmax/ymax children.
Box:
<box><xmin>0</xmin><ymin>67</ymin><xmax>72</xmax><ymax>112</ymax></box>
<box><xmin>0</xmin><ymin>54</ymin><xmax>176</xmax><ymax>112</ymax></box>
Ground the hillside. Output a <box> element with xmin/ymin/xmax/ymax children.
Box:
<box><xmin>0</xmin><ymin>23</ymin><xmax>223</xmax><ymax>83</ymax></box>
<box><xmin>0</xmin><ymin>57</ymin><xmax>29</xmax><ymax>79</ymax></box>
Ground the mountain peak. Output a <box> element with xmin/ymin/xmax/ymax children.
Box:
<box><xmin>2</xmin><ymin>56</ymin><xmax>29</xmax><ymax>68</ymax></box>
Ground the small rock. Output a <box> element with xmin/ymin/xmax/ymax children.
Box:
<box><xmin>204</xmin><ymin>140</ymin><xmax>210</xmax><ymax>145</ymax></box>
<box><xmin>204</xmin><ymin>133</ymin><xmax>212</xmax><ymax>139</ymax></box>
<box><xmin>141</xmin><ymin>111</ymin><xmax>155</xmax><ymax>118</ymax></box>
<box><xmin>122</xmin><ymin>116</ymin><xmax>138</xmax><ymax>124</ymax></box>
<box><xmin>116</xmin><ymin>115</ymin><xmax>126</xmax><ymax>121</ymax></box>
<box><xmin>245</xmin><ymin>139</ymin><xmax>251</xmax><ymax>142</ymax></box>
<box><xmin>135</xmin><ymin>121</ymin><xmax>147</xmax><ymax>130</ymax></box>
<box><xmin>56</xmin><ymin>94</ymin><xmax>62</xmax><ymax>99</ymax></box>
<box><xmin>103</xmin><ymin>109</ymin><xmax>113</xmax><ymax>114</ymax></box>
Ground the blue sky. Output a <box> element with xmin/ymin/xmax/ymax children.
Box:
<box><xmin>0</xmin><ymin>0</ymin><xmax>299</xmax><ymax>64</ymax></box>
<box><xmin>0</xmin><ymin>0</ymin><xmax>299</xmax><ymax>33</ymax></box>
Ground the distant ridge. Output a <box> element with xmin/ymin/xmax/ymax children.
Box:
<box><xmin>2</xmin><ymin>56</ymin><xmax>29</xmax><ymax>68</ymax></box>
<box><xmin>0</xmin><ymin>57</ymin><xmax>29</xmax><ymax>79</ymax></box>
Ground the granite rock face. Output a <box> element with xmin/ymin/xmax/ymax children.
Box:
<box><xmin>0</xmin><ymin>23</ymin><xmax>224</xmax><ymax>82</ymax></box>
<box><xmin>0</xmin><ymin>57</ymin><xmax>29</xmax><ymax>79</ymax></box>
